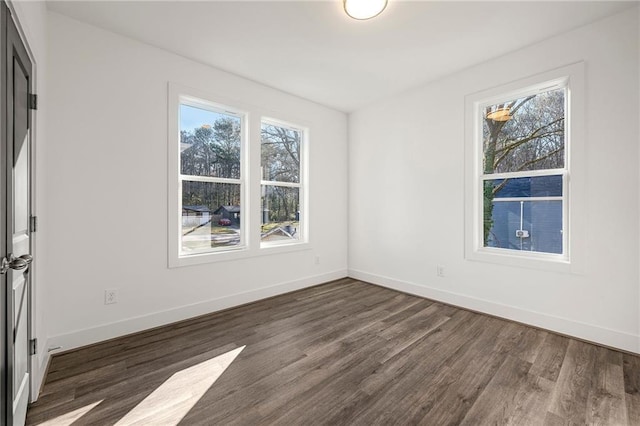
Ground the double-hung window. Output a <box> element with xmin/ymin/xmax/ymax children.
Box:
<box><xmin>465</xmin><ymin>63</ymin><xmax>585</xmax><ymax>270</ymax></box>
<box><xmin>260</xmin><ymin>120</ymin><xmax>305</xmax><ymax>246</ymax></box>
<box><xmin>178</xmin><ymin>99</ymin><xmax>246</xmax><ymax>255</ymax></box>
<box><xmin>481</xmin><ymin>86</ymin><xmax>567</xmax><ymax>256</ymax></box>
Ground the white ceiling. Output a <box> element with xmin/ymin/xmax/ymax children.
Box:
<box><xmin>47</xmin><ymin>1</ymin><xmax>636</xmax><ymax>112</ymax></box>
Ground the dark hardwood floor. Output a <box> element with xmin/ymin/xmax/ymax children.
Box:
<box><xmin>27</xmin><ymin>278</ymin><xmax>640</xmax><ymax>425</ymax></box>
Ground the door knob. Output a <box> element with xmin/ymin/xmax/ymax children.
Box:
<box><xmin>0</xmin><ymin>254</ymin><xmax>31</xmax><ymax>275</ymax></box>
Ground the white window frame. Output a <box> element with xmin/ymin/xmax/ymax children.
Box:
<box><xmin>168</xmin><ymin>83</ymin><xmax>311</xmax><ymax>268</ymax></box>
<box><xmin>464</xmin><ymin>63</ymin><xmax>586</xmax><ymax>273</ymax></box>
<box><xmin>260</xmin><ymin>117</ymin><xmax>309</xmax><ymax>248</ymax></box>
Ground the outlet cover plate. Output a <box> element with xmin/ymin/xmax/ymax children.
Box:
<box><xmin>105</xmin><ymin>288</ymin><xmax>118</xmax><ymax>305</ymax></box>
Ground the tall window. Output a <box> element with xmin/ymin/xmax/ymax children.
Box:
<box><xmin>481</xmin><ymin>86</ymin><xmax>566</xmax><ymax>256</ymax></box>
<box><xmin>178</xmin><ymin>99</ymin><xmax>245</xmax><ymax>255</ymax></box>
<box><xmin>260</xmin><ymin>120</ymin><xmax>305</xmax><ymax>245</ymax></box>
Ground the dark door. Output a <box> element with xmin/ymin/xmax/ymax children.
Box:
<box><xmin>0</xmin><ymin>2</ymin><xmax>33</xmax><ymax>425</ymax></box>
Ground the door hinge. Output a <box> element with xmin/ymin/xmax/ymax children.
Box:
<box><xmin>29</xmin><ymin>338</ymin><xmax>37</xmax><ymax>356</ymax></box>
<box><xmin>28</xmin><ymin>93</ymin><xmax>37</xmax><ymax>110</ymax></box>
<box><xmin>30</xmin><ymin>215</ymin><xmax>37</xmax><ymax>233</ymax></box>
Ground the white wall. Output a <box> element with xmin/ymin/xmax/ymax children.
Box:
<box><xmin>9</xmin><ymin>0</ymin><xmax>49</xmax><ymax>399</ymax></box>
<box><xmin>349</xmin><ymin>9</ymin><xmax>640</xmax><ymax>353</ymax></box>
<box><xmin>45</xmin><ymin>12</ymin><xmax>348</xmax><ymax>351</ymax></box>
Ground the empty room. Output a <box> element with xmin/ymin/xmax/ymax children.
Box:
<box><xmin>0</xmin><ymin>0</ymin><xmax>638</xmax><ymax>424</ymax></box>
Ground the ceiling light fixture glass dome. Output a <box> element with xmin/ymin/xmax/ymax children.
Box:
<box><xmin>344</xmin><ymin>0</ymin><xmax>388</xmax><ymax>20</ymax></box>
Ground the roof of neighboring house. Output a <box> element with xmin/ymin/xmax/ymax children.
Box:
<box><xmin>214</xmin><ymin>205</ymin><xmax>241</xmax><ymax>214</ymax></box>
<box><xmin>183</xmin><ymin>205</ymin><xmax>211</xmax><ymax>213</ymax></box>
<box><xmin>261</xmin><ymin>226</ymin><xmax>296</xmax><ymax>241</ymax></box>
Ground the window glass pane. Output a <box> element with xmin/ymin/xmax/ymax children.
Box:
<box><xmin>261</xmin><ymin>123</ymin><xmax>301</xmax><ymax>183</ymax></box>
<box><xmin>182</xmin><ymin>181</ymin><xmax>241</xmax><ymax>252</ymax></box>
<box><xmin>484</xmin><ymin>199</ymin><xmax>562</xmax><ymax>254</ymax></box>
<box><xmin>486</xmin><ymin>175</ymin><xmax>563</xmax><ymax>199</ymax></box>
<box><xmin>261</xmin><ymin>185</ymin><xmax>300</xmax><ymax>243</ymax></box>
<box><xmin>483</xmin><ymin>88</ymin><xmax>565</xmax><ymax>174</ymax></box>
<box><xmin>180</xmin><ymin>104</ymin><xmax>241</xmax><ymax>179</ymax></box>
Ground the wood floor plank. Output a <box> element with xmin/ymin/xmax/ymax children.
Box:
<box><xmin>546</xmin><ymin>339</ymin><xmax>598</xmax><ymax>424</ymax></box>
<box><xmin>585</xmin><ymin>347</ymin><xmax>628</xmax><ymax>425</ymax></box>
<box><xmin>27</xmin><ymin>280</ymin><xmax>640</xmax><ymax>426</ymax></box>
<box><xmin>626</xmin><ymin>393</ymin><xmax>640</xmax><ymax>425</ymax></box>
<box><xmin>544</xmin><ymin>410</ymin><xmax>566</xmax><ymax>425</ymax></box>
<box><xmin>529</xmin><ymin>332</ymin><xmax>570</xmax><ymax>382</ymax></box>
<box><xmin>459</xmin><ymin>355</ymin><xmax>552</xmax><ymax>426</ymax></box>
<box><xmin>625</xmin><ymin>353</ymin><xmax>640</xmax><ymax>424</ymax></box>
<box><xmin>623</xmin><ymin>353</ymin><xmax>640</xmax><ymax>394</ymax></box>
<box><xmin>492</xmin><ymin>321</ymin><xmax>547</xmax><ymax>363</ymax></box>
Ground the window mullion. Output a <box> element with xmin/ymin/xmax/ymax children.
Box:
<box><xmin>260</xmin><ymin>180</ymin><xmax>300</xmax><ymax>188</ymax></box>
<box><xmin>180</xmin><ymin>175</ymin><xmax>242</xmax><ymax>185</ymax></box>
<box><xmin>492</xmin><ymin>196</ymin><xmax>563</xmax><ymax>202</ymax></box>
<box><xmin>481</xmin><ymin>168</ymin><xmax>566</xmax><ymax>181</ymax></box>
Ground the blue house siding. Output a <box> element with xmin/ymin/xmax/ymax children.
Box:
<box><xmin>490</xmin><ymin>175</ymin><xmax>563</xmax><ymax>198</ymax></box>
<box><xmin>488</xmin><ymin>201</ymin><xmax>562</xmax><ymax>254</ymax></box>
<box><xmin>486</xmin><ymin>175</ymin><xmax>563</xmax><ymax>254</ymax></box>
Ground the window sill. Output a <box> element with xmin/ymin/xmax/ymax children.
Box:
<box><xmin>260</xmin><ymin>240</ymin><xmax>310</xmax><ymax>253</ymax></box>
<box><xmin>169</xmin><ymin>241</ymin><xmax>311</xmax><ymax>268</ymax></box>
<box><xmin>465</xmin><ymin>247</ymin><xmax>577</xmax><ymax>274</ymax></box>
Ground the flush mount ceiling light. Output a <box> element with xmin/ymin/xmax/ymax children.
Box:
<box><xmin>344</xmin><ymin>0</ymin><xmax>388</xmax><ymax>20</ymax></box>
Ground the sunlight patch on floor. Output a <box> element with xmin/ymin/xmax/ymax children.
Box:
<box><xmin>38</xmin><ymin>400</ymin><xmax>104</xmax><ymax>426</ymax></box>
<box><xmin>114</xmin><ymin>345</ymin><xmax>245</xmax><ymax>426</ymax></box>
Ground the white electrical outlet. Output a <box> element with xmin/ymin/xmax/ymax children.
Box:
<box><xmin>105</xmin><ymin>288</ymin><xmax>118</xmax><ymax>305</ymax></box>
<box><xmin>436</xmin><ymin>265</ymin><xmax>445</xmax><ymax>278</ymax></box>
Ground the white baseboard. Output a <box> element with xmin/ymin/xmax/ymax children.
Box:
<box><xmin>349</xmin><ymin>269</ymin><xmax>640</xmax><ymax>354</ymax></box>
<box><xmin>48</xmin><ymin>269</ymin><xmax>348</xmax><ymax>354</ymax></box>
